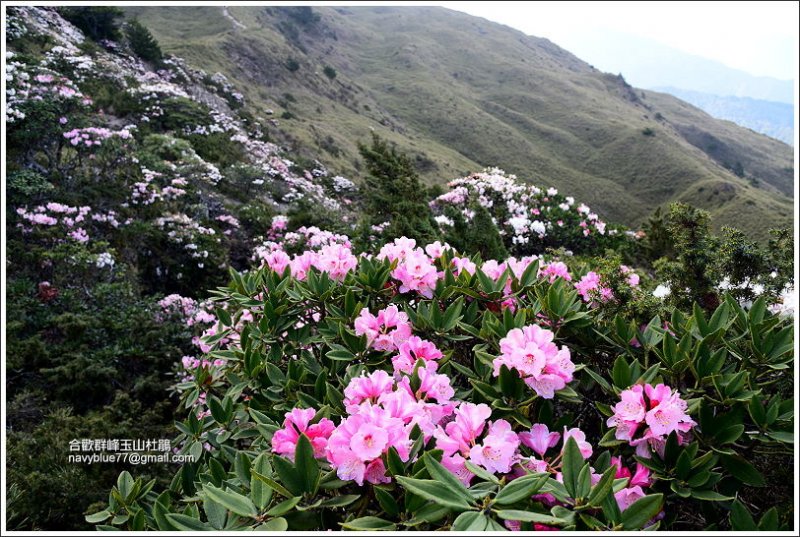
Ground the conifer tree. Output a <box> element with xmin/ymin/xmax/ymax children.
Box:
<box><xmin>358</xmin><ymin>133</ymin><xmax>439</xmax><ymax>243</ymax></box>
<box><xmin>126</xmin><ymin>19</ymin><xmax>163</xmax><ymax>63</ymax></box>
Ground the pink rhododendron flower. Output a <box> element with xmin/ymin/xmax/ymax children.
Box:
<box><xmin>519</xmin><ymin>423</ymin><xmax>560</xmax><ymax>457</ymax></box>
<box><xmin>575</xmin><ymin>271</ymin><xmax>602</xmax><ymax>301</ymax></box>
<box><xmin>392</xmin><ymin>249</ymin><xmax>439</xmax><ymax>298</ymax></box>
<box><xmin>326</xmin><ymin>404</ymin><xmax>411</xmax><ymax>485</ymax></box>
<box><xmin>468</xmin><ymin>419</ymin><xmax>520</xmax><ymax>474</ymax></box>
<box><xmin>493</xmin><ymin>324</ymin><xmax>575</xmax><ymax>398</ymax></box>
<box><xmin>271</xmin><ymin>408</ymin><xmax>335</xmax><ymax>460</ymax></box>
<box><xmin>452</xmin><ymin>256</ymin><xmax>477</xmax><ymax>276</ymax></box>
<box><xmin>354</xmin><ymin>305</ymin><xmax>412</xmax><ymax>352</ymax></box>
<box><xmin>562</xmin><ymin>427</ymin><xmax>593</xmax><ymax>459</ymax></box>
<box><xmin>264</xmin><ymin>249</ymin><xmax>291</xmax><ymax>275</ymax></box>
<box><xmin>391</xmin><ymin>336</ymin><xmax>443</xmax><ymax>375</ymax></box>
<box><xmin>615</xmin><ymin>486</ymin><xmax>647</xmax><ymax>511</ymax></box>
<box><xmin>424</xmin><ymin>241</ymin><xmax>449</xmax><ymax>258</ymax></box>
<box><xmin>68</xmin><ymin>227</ymin><xmax>89</xmax><ymax>243</ymax></box>
<box><xmin>290</xmin><ymin>250</ymin><xmax>317</xmax><ymax>280</ymax></box>
<box><xmin>377</xmin><ymin>236</ymin><xmax>417</xmax><ymax>262</ymax></box>
<box><xmin>399</xmin><ymin>367</ymin><xmax>455</xmax><ymax>404</ymax></box>
<box><xmin>481</xmin><ymin>259</ymin><xmax>506</xmax><ymax>280</ymax></box>
<box><xmin>434</xmin><ymin>403</ymin><xmax>522</xmax><ymax>484</ymax></box>
<box><xmin>349</xmin><ymin>423</ymin><xmax>389</xmax><ymax>460</ymax></box>
<box><xmin>313</xmin><ymin>243</ymin><xmax>358</xmax><ymax>281</ymax></box>
<box><xmin>607</xmin><ymin>383</ymin><xmax>696</xmax><ymax>457</ymax></box>
<box><xmin>539</xmin><ymin>261</ymin><xmax>572</xmax><ymax>283</ymax></box>
<box><xmin>344</xmin><ymin>370</ymin><xmax>394</xmax><ymax>411</ymax></box>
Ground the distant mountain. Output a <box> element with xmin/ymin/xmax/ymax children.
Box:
<box><xmin>554</xmin><ymin>29</ymin><xmax>795</xmax><ymax>104</ymax></box>
<box><xmin>652</xmin><ymin>87</ymin><xmax>793</xmax><ymax>145</ymax></box>
<box><xmin>125</xmin><ymin>6</ymin><xmax>794</xmax><ymax>239</ymax></box>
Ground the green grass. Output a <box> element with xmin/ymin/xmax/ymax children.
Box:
<box><xmin>124</xmin><ymin>5</ymin><xmax>794</xmax><ymax>238</ymax></box>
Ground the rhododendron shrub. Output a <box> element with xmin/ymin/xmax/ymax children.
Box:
<box><xmin>92</xmin><ymin>238</ymin><xmax>793</xmax><ymax>531</ymax></box>
<box><xmin>430</xmin><ymin>168</ymin><xmax>631</xmax><ymax>257</ymax></box>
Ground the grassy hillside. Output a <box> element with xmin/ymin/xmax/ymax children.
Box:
<box><xmin>125</xmin><ymin>6</ymin><xmax>794</xmax><ymax>239</ymax></box>
<box><xmin>653</xmin><ymin>87</ymin><xmax>793</xmax><ymax>146</ymax></box>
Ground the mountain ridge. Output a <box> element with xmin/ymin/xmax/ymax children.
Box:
<box><xmin>125</xmin><ymin>5</ymin><xmax>794</xmax><ymax>240</ymax></box>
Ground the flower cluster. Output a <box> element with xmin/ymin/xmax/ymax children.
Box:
<box><xmin>493</xmin><ymin>324</ymin><xmax>575</xmax><ymax>398</ymax></box>
<box><xmin>325</xmin><ymin>368</ymin><xmax>457</xmax><ymax>485</ymax></box>
<box><xmin>607</xmin><ymin>383</ymin><xmax>696</xmax><ymax>457</ymax></box>
<box><xmin>15</xmin><ymin>203</ymin><xmax>122</xmax><ymax>243</ymax></box>
<box><xmin>271</xmin><ymin>408</ymin><xmax>336</xmax><ymax>460</ymax></box>
<box><xmin>575</xmin><ymin>271</ymin><xmax>613</xmax><ymax>302</ymax></box>
<box><xmin>354</xmin><ymin>305</ymin><xmax>412</xmax><ymax>352</ymax></box>
<box><xmin>434</xmin><ymin>403</ymin><xmax>520</xmax><ymax>484</ymax></box>
<box><xmin>258</xmin><ymin>241</ymin><xmax>359</xmax><ymax>282</ymax></box>
<box><xmin>63</xmin><ymin>126</ymin><xmax>133</xmax><ymax>147</ymax></box>
<box><xmin>431</xmin><ymin>168</ymin><xmax>612</xmax><ymax>255</ymax></box>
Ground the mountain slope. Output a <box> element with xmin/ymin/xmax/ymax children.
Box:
<box><xmin>125</xmin><ymin>6</ymin><xmax>794</xmax><ymax>239</ymax></box>
<box><xmin>651</xmin><ymin>87</ymin><xmax>793</xmax><ymax>146</ymax></box>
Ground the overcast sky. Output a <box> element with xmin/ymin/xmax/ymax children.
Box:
<box><xmin>441</xmin><ymin>1</ymin><xmax>798</xmax><ymax>80</ymax></box>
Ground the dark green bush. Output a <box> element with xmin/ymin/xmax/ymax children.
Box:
<box><xmin>60</xmin><ymin>7</ymin><xmax>123</xmax><ymax>41</ymax></box>
<box><xmin>323</xmin><ymin>65</ymin><xmax>337</xmax><ymax>79</ymax></box>
<box><xmin>126</xmin><ymin>19</ymin><xmax>163</xmax><ymax>63</ymax></box>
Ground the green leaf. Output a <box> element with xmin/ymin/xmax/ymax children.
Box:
<box><xmin>251</xmin><ymin>468</ymin><xmax>293</xmax><ymax>498</ymax></box>
<box><xmin>423</xmin><ymin>453</ymin><xmax>475</xmax><ymax>503</ymax></box>
<box><xmin>714</xmin><ymin>424</ymin><xmax>745</xmax><ymax>445</ymax></box>
<box><xmin>720</xmin><ymin>454</ymin><xmax>765</xmax><ymax>486</ymax></box>
<box><xmin>385</xmin><ymin>446</ymin><xmax>406</xmax><ymax>476</ymax></box>
<box><xmin>85</xmin><ymin>510</ymin><xmax>111</xmax><ymax>524</ymax></box>
<box><xmin>117</xmin><ymin>471</ymin><xmax>134</xmax><ymax>501</ymax></box>
<box><xmin>583</xmin><ymin>366</ymin><xmax>612</xmax><ymax>392</ymax></box>
<box><xmin>690</xmin><ymin>489</ymin><xmax>734</xmax><ymax>501</ymax></box>
<box><xmin>395</xmin><ymin>476</ymin><xmax>473</xmax><ymax>511</ymax></box>
<box><xmin>273</xmin><ymin>455</ymin><xmax>304</xmax><ymax>496</ymax></box>
<box><xmin>675</xmin><ymin>451</ymin><xmax>692</xmax><ymax>481</ymax></box>
<box><xmin>494</xmin><ymin>473</ymin><xmax>548</xmax><ymax>505</ymax></box>
<box><xmin>452</xmin><ymin>511</ymin><xmax>505</xmax><ymax>531</ymax></box>
<box><xmin>326</xmin><ymin>346</ymin><xmax>355</xmax><ymax>361</ymax></box>
<box><xmin>295</xmin><ymin>434</ymin><xmax>320</xmax><ymax>494</ymax></box>
<box><xmin>766</xmin><ymin>431</ymin><xmax>793</xmax><ymax>443</ymax></box>
<box><xmin>577</xmin><ymin>463</ymin><xmax>592</xmax><ymax>499</ymax></box>
<box><xmin>612</xmin><ymin>356</ymin><xmax>631</xmax><ymax>389</ymax></box>
<box><xmin>251</xmin><ymin>453</ymin><xmax>273</xmax><ymax>510</ymax></box>
<box><xmin>587</xmin><ymin>466</ymin><xmax>617</xmax><ymax>507</ymax></box>
<box><xmin>153</xmin><ymin>492</ymin><xmax>177</xmax><ymax>530</ymax></box>
<box><xmin>561</xmin><ymin>436</ymin><xmax>584</xmax><ymax>499</ymax></box>
<box><xmin>202</xmin><ymin>484</ymin><xmax>257</xmax><ymax>518</ymax></box>
<box><xmin>203</xmin><ymin>492</ymin><xmax>227</xmax><ymax>530</ymax></box>
<box><xmin>729</xmin><ymin>500</ymin><xmax>757</xmax><ymax>531</ymax></box>
<box><xmin>621</xmin><ymin>493</ymin><xmax>663</xmax><ymax>529</ymax></box>
<box><xmin>340</xmin><ymin>516</ymin><xmax>397</xmax><ymax>530</ymax></box>
<box><xmin>374</xmin><ymin>487</ymin><xmax>400</xmax><ymax>518</ymax></box>
<box><xmin>165</xmin><ymin>513</ymin><xmax>212</xmax><ymax>531</ymax></box>
<box><xmin>266</xmin><ymin>496</ymin><xmax>301</xmax><ymax>516</ymax></box>
<box><xmin>464</xmin><ymin>461</ymin><xmax>501</xmax><ymax>485</ymax></box>
<box><xmin>758</xmin><ymin>507</ymin><xmax>780</xmax><ymax>531</ymax></box>
<box><xmin>403</xmin><ymin>502</ymin><xmax>452</xmax><ymax>526</ymax></box>
<box><xmin>495</xmin><ymin>509</ymin><xmax>566</xmax><ymax>525</ymax></box>
<box><xmin>260</xmin><ymin>517</ymin><xmax>288</xmax><ymax>531</ymax></box>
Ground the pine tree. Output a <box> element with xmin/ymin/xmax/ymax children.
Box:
<box><xmin>358</xmin><ymin>133</ymin><xmax>440</xmax><ymax>243</ymax></box>
<box><xmin>444</xmin><ymin>204</ymin><xmax>507</xmax><ymax>259</ymax></box>
<box><xmin>467</xmin><ymin>204</ymin><xmax>508</xmax><ymax>260</ymax></box>
<box><xmin>126</xmin><ymin>19</ymin><xmax>163</xmax><ymax>63</ymax></box>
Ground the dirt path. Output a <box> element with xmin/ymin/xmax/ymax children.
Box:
<box><xmin>222</xmin><ymin>7</ymin><xmax>246</xmax><ymax>30</ymax></box>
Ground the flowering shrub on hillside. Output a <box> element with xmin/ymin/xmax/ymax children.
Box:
<box><xmin>89</xmin><ymin>237</ymin><xmax>793</xmax><ymax>531</ymax></box>
<box><xmin>431</xmin><ymin>168</ymin><xmax>630</xmax><ymax>257</ymax></box>
<box><xmin>6</xmin><ymin>6</ymin><xmax>793</xmax><ymax>532</ymax></box>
